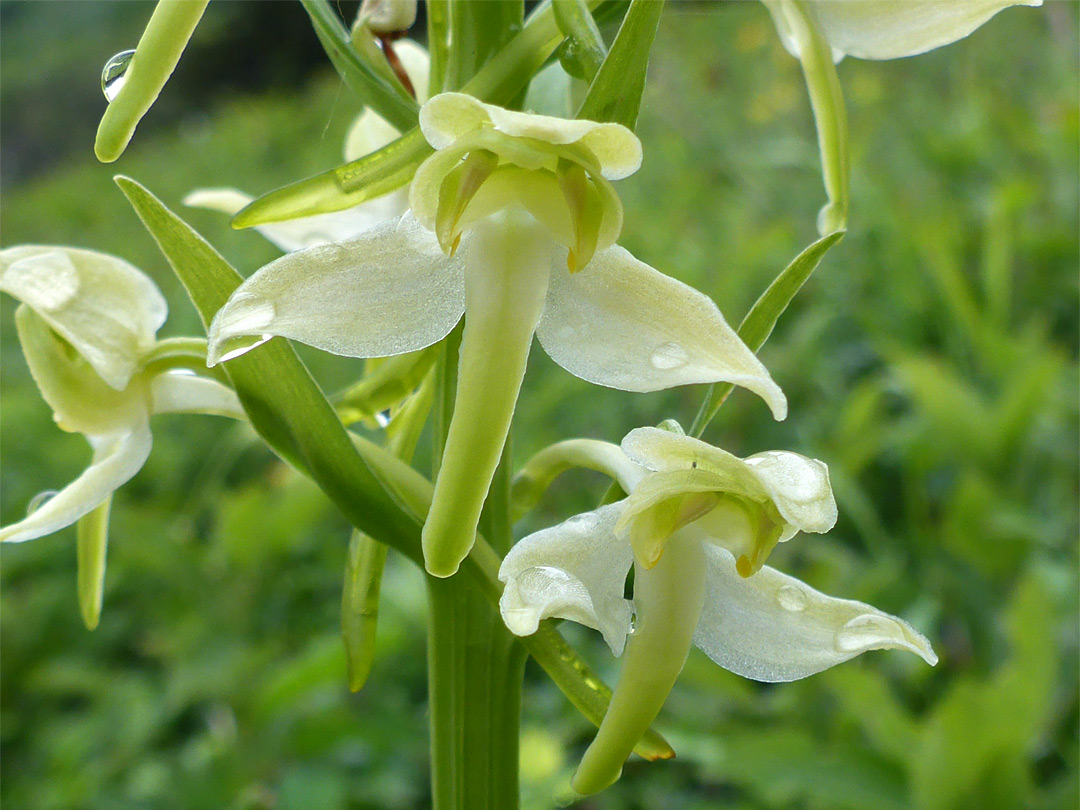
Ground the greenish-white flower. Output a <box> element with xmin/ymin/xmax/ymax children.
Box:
<box><xmin>184</xmin><ymin>40</ymin><xmax>430</xmax><ymax>252</ymax></box>
<box><xmin>763</xmin><ymin>0</ymin><xmax>1041</xmax><ymax>234</ymax></box>
<box><xmin>207</xmin><ymin>93</ymin><xmax>788</xmax><ymax>578</ymax></box>
<box><xmin>0</xmin><ymin>246</ymin><xmax>242</xmax><ymax>550</ymax></box>
<box><xmin>500</xmin><ymin>425</ymin><xmax>936</xmax><ymax>794</ymax></box>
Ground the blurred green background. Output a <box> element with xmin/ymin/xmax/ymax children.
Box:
<box><xmin>1</xmin><ymin>2</ymin><xmax>1077</xmax><ymax>809</ymax></box>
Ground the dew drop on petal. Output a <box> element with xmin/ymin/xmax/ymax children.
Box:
<box><xmin>649</xmin><ymin>341</ymin><xmax>688</xmax><ymax>370</ymax></box>
<box><xmin>27</xmin><ymin>490</ymin><xmax>59</xmax><ymax>516</ymax></box>
<box><xmin>101</xmin><ymin>49</ymin><xmax>135</xmax><ymax>102</ymax></box>
<box><xmin>215</xmin><ymin>333</ymin><xmax>273</xmax><ymax>364</ymax></box>
<box><xmin>776</xmin><ymin>584</ymin><xmax>808</xmax><ymax>612</ymax></box>
<box><xmin>833</xmin><ymin>613</ymin><xmax>904</xmax><ymax>653</ymax></box>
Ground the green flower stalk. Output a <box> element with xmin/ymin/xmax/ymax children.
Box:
<box><xmin>500</xmin><ymin>424</ymin><xmax>937</xmax><ymax>794</ymax></box>
<box><xmin>763</xmin><ymin>0</ymin><xmax>1042</xmax><ymax>234</ymax></box>
<box><xmin>207</xmin><ymin>94</ymin><xmax>787</xmax><ymax>578</ymax></box>
<box><xmin>0</xmin><ymin>247</ymin><xmax>243</xmax><ymax>625</ymax></box>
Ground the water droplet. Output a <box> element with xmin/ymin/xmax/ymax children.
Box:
<box><xmin>5</xmin><ymin>251</ymin><xmax>80</xmax><ymax>311</ymax></box>
<box><xmin>833</xmin><ymin>614</ymin><xmax>901</xmax><ymax>653</ymax></box>
<box><xmin>374</xmin><ymin>410</ymin><xmax>391</xmax><ymax>428</ymax></box>
<box><xmin>215</xmin><ymin>334</ymin><xmax>273</xmax><ymax>364</ymax></box>
<box><xmin>776</xmin><ymin>585</ymin><xmax>808</xmax><ymax>612</ymax></box>
<box><xmin>101</xmin><ymin>50</ymin><xmax>135</xmax><ymax>102</ymax></box>
<box><xmin>649</xmin><ymin>342</ymin><xmax>688</xmax><ymax>370</ymax></box>
<box><xmin>27</xmin><ymin>490</ymin><xmax>59</xmax><ymax>516</ymax></box>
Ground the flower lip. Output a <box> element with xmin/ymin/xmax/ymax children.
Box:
<box><xmin>418</xmin><ymin>93</ymin><xmax>643</xmax><ymax>181</ymax></box>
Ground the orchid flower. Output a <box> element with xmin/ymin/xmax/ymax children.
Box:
<box><xmin>1</xmin><ymin>246</ymin><xmax>243</xmax><ymax>624</ymax></box>
<box><xmin>763</xmin><ymin>0</ymin><xmax>1042</xmax><ymax>233</ymax></box>
<box><xmin>183</xmin><ymin>40</ymin><xmax>430</xmax><ymax>252</ymax></box>
<box><xmin>206</xmin><ymin>93</ymin><xmax>788</xmax><ymax>578</ymax></box>
<box><xmin>500</xmin><ymin>424</ymin><xmax>937</xmax><ymax>794</ymax></box>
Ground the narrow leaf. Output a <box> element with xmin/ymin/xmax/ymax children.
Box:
<box><xmin>691</xmin><ymin>229</ymin><xmax>844</xmax><ymax>437</ymax></box>
<box><xmin>116</xmin><ymin>176</ymin><xmax>425</xmax><ymax>563</ymax></box>
<box><xmin>76</xmin><ymin>497</ymin><xmax>111</xmax><ymax>630</ymax></box>
<box><xmin>300</xmin><ymin>0</ymin><xmax>419</xmax><ymax>133</ymax></box>
<box><xmin>575</xmin><ymin>0</ymin><xmax>664</xmax><ymax>128</ymax></box>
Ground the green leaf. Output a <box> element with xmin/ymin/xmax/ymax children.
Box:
<box><xmin>691</xmin><ymin>229</ymin><xmax>845</xmax><ymax>437</ymax></box>
<box><xmin>233</xmin><ymin>0</ymin><xmax>602</xmax><ymax>228</ymax></box>
<box><xmin>299</xmin><ymin>0</ymin><xmax>419</xmax><ymax>133</ymax></box>
<box><xmin>115</xmin><ymin>175</ymin><xmax>425</xmax><ymax>564</ymax></box>
<box><xmin>76</xmin><ymin>497</ymin><xmax>111</xmax><ymax>630</ymax></box>
<box><xmin>575</xmin><ymin>0</ymin><xmax>664</xmax><ymax>129</ymax></box>
<box><xmin>445</xmin><ymin>0</ymin><xmax>524</xmax><ymax>91</ymax></box>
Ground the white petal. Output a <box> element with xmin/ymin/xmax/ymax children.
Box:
<box><xmin>806</xmin><ymin>0</ymin><xmax>1041</xmax><ymax>60</ymax></box>
<box><xmin>0</xmin><ymin>423</ymin><xmax>152</xmax><ymax>543</ymax></box>
<box><xmin>1</xmin><ymin>246</ymin><xmax>166</xmax><ymax>389</ymax></box>
<box><xmin>743</xmin><ymin>450</ymin><xmax>837</xmax><ymax>534</ymax></box>
<box><xmin>207</xmin><ymin>213</ymin><xmax>464</xmax><ymax>365</ymax></box>
<box><xmin>419</xmin><ymin>92</ymin><xmax>642</xmax><ymax>180</ymax></box>
<box><xmin>621</xmin><ymin>429</ymin><xmax>837</xmax><ymax>535</ymax></box>
<box><xmin>184</xmin><ymin>187</ymin><xmax>408</xmax><ymax>252</ymax></box>
<box><xmin>536</xmin><ymin>247</ymin><xmax>787</xmax><ymax>419</ymax></box>
<box><xmin>499</xmin><ymin>502</ymin><xmax>634</xmax><ymax>656</ymax></box>
<box><xmin>692</xmin><ymin>544</ymin><xmax>937</xmax><ymax>682</ymax></box>
<box><xmin>16</xmin><ymin>306</ymin><xmax>150</xmax><ymax>437</ymax></box>
<box><xmin>149</xmin><ymin>372</ymin><xmax>246</xmax><ymax>419</ymax></box>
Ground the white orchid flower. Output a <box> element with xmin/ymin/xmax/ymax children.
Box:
<box><xmin>500</xmin><ymin>425</ymin><xmax>937</xmax><ymax>794</ymax></box>
<box><xmin>1</xmin><ymin>247</ymin><xmax>243</xmax><ymax>622</ymax></box>
<box><xmin>183</xmin><ymin>40</ymin><xmax>430</xmax><ymax>252</ymax></box>
<box><xmin>763</xmin><ymin>0</ymin><xmax>1041</xmax><ymax>233</ymax></box>
<box><xmin>207</xmin><ymin>93</ymin><xmax>788</xmax><ymax>578</ymax></box>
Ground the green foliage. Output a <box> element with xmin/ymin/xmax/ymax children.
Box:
<box><xmin>2</xmin><ymin>3</ymin><xmax>1076</xmax><ymax>810</ymax></box>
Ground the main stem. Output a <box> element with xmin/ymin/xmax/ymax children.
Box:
<box><xmin>428</xmin><ymin>325</ymin><xmax>524</xmax><ymax>810</ymax></box>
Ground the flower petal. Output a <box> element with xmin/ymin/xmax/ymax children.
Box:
<box><xmin>743</xmin><ymin>450</ymin><xmax>837</xmax><ymax>534</ymax></box>
<box><xmin>499</xmin><ymin>501</ymin><xmax>634</xmax><ymax>656</ymax></box>
<box><xmin>0</xmin><ymin>423</ymin><xmax>152</xmax><ymax>543</ymax></box>
<box><xmin>207</xmin><ymin>213</ymin><xmax>464</xmax><ymax>365</ymax></box>
<box><xmin>537</xmin><ymin>248</ymin><xmax>787</xmax><ymax>419</ymax></box>
<box><xmin>149</xmin><ymin>372</ymin><xmax>246</xmax><ymax>419</ymax></box>
<box><xmin>1</xmin><ymin>246</ymin><xmax>166</xmax><ymax>389</ymax></box>
<box><xmin>692</xmin><ymin>543</ymin><xmax>937</xmax><ymax>682</ymax></box>
<box><xmin>16</xmin><ymin>306</ymin><xmax>149</xmax><ymax>437</ymax></box>
<box><xmin>621</xmin><ymin>429</ymin><xmax>837</xmax><ymax>535</ymax></box>
<box><xmin>806</xmin><ymin>0</ymin><xmax>1041</xmax><ymax>61</ymax></box>
<box><xmin>419</xmin><ymin>92</ymin><xmax>643</xmax><ymax>180</ymax></box>
<box><xmin>184</xmin><ymin>187</ymin><xmax>409</xmax><ymax>252</ymax></box>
